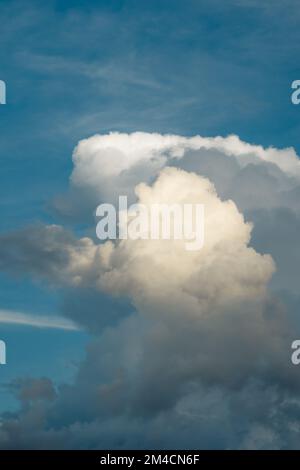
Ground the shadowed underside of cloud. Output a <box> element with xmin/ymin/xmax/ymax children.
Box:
<box><xmin>0</xmin><ymin>132</ymin><xmax>300</xmax><ymax>449</ymax></box>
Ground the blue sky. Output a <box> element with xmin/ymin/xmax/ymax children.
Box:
<box><xmin>1</xmin><ymin>0</ymin><xmax>300</xmax><ymax>449</ymax></box>
<box><xmin>0</xmin><ymin>0</ymin><xmax>298</xmax><ymax>234</ymax></box>
<box><xmin>1</xmin><ymin>0</ymin><xmax>300</xmax><ymax>226</ymax></box>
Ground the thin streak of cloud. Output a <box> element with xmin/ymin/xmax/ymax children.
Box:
<box><xmin>0</xmin><ymin>309</ymin><xmax>80</xmax><ymax>331</ymax></box>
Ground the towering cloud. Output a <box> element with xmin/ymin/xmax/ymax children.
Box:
<box><xmin>1</xmin><ymin>132</ymin><xmax>300</xmax><ymax>449</ymax></box>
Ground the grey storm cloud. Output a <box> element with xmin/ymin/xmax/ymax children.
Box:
<box><xmin>0</xmin><ymin>224</ymin><xmax>85</xmax><ymax>284</ymax></box>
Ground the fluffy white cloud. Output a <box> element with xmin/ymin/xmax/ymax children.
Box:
<box><xmin>96</xmin><ymin>166</ymin><xmax>275</xmax><ymax>317</ymax></box>
<box><xmin>70</xmin><ymin>132</ymin><xmax>300</xmax><ymax>204</ymax></box>
<box><xmin>4</xmin><ymin>165</ymin><xmax>275</xmax><ymax>310</ymax></box>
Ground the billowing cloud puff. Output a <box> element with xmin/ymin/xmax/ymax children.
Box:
<box><xmin>1</xmin><ymin>166</ymin><xmax>275</xmax><ymax>323</ymax></box>
<box><xmin>70</xmin><ymin>132</ymin><xmax>300</xmax><ymax>205</ymax></box>
<box><xmin>54</xmin><ymin>131</ymin><xmax>300</xmax><ymax>229</ymax></box>
<box><xmin>67</xmin><ymin>132</ymin><xmax>300</xmax><ymax>302</ymax></box>
<box><xmin>96</xmin><ymin>167</ymin><xmax>274</xmax><ymax>315</ymax></box>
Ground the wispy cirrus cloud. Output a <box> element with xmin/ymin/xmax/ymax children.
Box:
<box><xmin>0</xmin><ymin>309</ymin><xmax>80</xmax><ymax>331</ymax></box>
